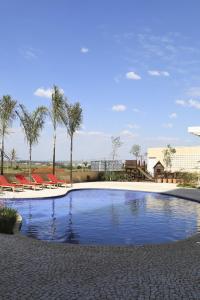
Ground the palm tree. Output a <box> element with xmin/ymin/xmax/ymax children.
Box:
<box><xmin>10</xmin><ymin>148</ymin><xmax>18</xmax><ymax>168</ymax></box>
<box><xmin>16</xmin><ymin>104</ymin><xmax>47</xmax><ymax>179</ymax></box>
<box><xmin>49</xmin><ymin>85</ymin><xmax>64</xmax><ymax>175</ymax></box>
<box><xmin>0</xmin><ymin>95</ymin><xmax>17</xmax><ymax>174</ymax></box>
<box><xmin>61</xmin><ymin>101</ymin><xmax>83</xmax><ymax>186</ymax></box>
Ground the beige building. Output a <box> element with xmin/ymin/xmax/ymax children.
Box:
<box><xmin>147</xmin><ymin>146</ymin><xmax>200</xmax><ymax>174</ymax></box>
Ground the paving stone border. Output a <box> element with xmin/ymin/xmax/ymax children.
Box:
<box><xmin>1</xmin><ymin>182</ymin><xmax>200</xmax><ymax>299</ymax></box>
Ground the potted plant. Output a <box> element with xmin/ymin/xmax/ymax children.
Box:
<box><xmin>156</xmin><ymin>177</ymin><xmax>162</xmax><ymax>183</ymax></box>
<box><xmin>0</xmin><ymin>207</ymin><xmax>17</xmax><ymax>234</ymax></box>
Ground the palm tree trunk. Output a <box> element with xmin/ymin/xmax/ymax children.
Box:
<box><xmin>70</xmin><ymin>135</ymin><xmax>73</xmax><ymax>186</ymax></box>
<box><xmin>1</xmin><ymin>133</ymin><xmax>4</xmax><ymax>175</ymax></box>
<box><xmin>29</xmin><ymin>143</ymin><xmax>32</xmax><ymax>181</ymax></box>
<box><xmin>52</xmin><ymin>129</ymin><xmax>56</xmax><ymax>175</ymax></box>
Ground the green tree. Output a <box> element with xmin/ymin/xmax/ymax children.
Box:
<box><xmin>49</xmin><ymin>85</ymin><xmax>64</xmax><ymax>175</ymax></box>
<box><xmin>16</xmin><ymin>104</ymin><xmax>47</xmax><ymax>179</ymax></box>
<box><xmin>111</xmin><ymin>136</ymin><xmax>123</xmax><ymax>160</ymax></box>
<box><xmin>61</xmin><ymin>101</ymin><xmax>83</xmax><ymax>186</ymax></box>
<box><xmin>130</xmin><ymin>144</ymin><xmax>141</xmax><ymax>160</ymax></box>
<box><xmin>163</xmin><ymin>144</ymin><xmax>176</xmax><ymax>171</ymax></box>
<box><xmin>0</xmin><ymin>95</ymin><xmax>17</xmax><ymax>174</ymax></box>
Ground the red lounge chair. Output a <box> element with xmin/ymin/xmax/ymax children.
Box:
<box><xmin>15</xmin><ymin>175</ymin><xmax>42</xmax><ymax>190</ymax></box>
<box><xmin>0</xmin><ymin>175</ymin><xmax>24</xmax><ymax>192</ymax></box>
<box><xmin>32</xmin><ymin>174</ymin><xmax>57</xmax><ymax>188</ymax></box>
<box><xmin>47</xmin><ymin>174</ymin><xmax>69</xmax><ymax>187</ymax></box>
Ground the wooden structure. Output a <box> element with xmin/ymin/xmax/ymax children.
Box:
<box><xmin>124</xmin><ymin>160</ymin><xmax>153</xmax><ymax>181</ymax></box>
<box><xmin>124</xmin><ymin>160</ymin><xmax>137</xmax><ymax>170</ymax></box>
<box><xmin>153</xmin><ymin>161</ymin><xmax>164</xmax><ymax>178</ymax></box>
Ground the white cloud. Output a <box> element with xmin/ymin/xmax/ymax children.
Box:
<box><xmin>148</xmin><ymin>70</ymin><xmax>170</xmax><ymax>77</ymax></box>
<box><xmin>112</xmin><ymin>104</ymin><xmax>127</xmax><ymax>112</ymax></box>
<box><xmin>76</xmin><ymin>130</ymin><xmax>110</xmax><ymax>137</ymax></box>
<box><xmin>34</xmin><ymin>88</ymin><xmax>52</xmax><ymax>98</ymax></box>
<box><xmin>132</xmin><ymin>108</ymin><xmax>140</xmax><ymax>113</ymax></box>
<box><xmin>162</xmin><ymin>71</ymin><xmax>170</xmax><ymax>77</ymax></box>
<box><xmin>187</xmin><ymin>87</ymin><xmax>200</xmax><ymax>97</ymax></box>
<box><xmin>80</xmin><ymin>47</ymin><xmax>89</xmax><ymax>53</ymax></box>
<box><xmin>162</xmin><ymin>123</ymin><xmax>173</xmax><ymax>128</ymax></box>
<box><xmin>188</xmin><ymin>99</ymin><xmax>200</xmax><ymax>109</ymax></box>
<box><xmin>114</xmin><ymin>74</ymin><xmax>122</xmax><ymax>83</ymax></box>
<box><xmin>126</xmin><ymin>71</ymin><xmax>141</xmax><ymax>80</ymax></box>
<box><xmin>176</xmin><ymin>99</ymin><xmax>186</xmax><ymax>106</ymax></box>
<box><xmin>120</xmin><ymin>130</ymin><xmax>138</xmax><ymax>138</ymax></box>
<box><xmin>146</xmin><ymin>136</ymin><xmax>179</xmax><ymax>142</ymax></box>
<box><xmin>88</xmin><ymin>131</ymin><xmax>107</xmax><ymax>136</ymax></box>
<box><xmin>169</xmin><ymin>112</ymin><xmax>177</xmax><ymax>119</ymax></box>
<box><xmin>148</xmin><ymin>70</ymin><xmax>160</xmax><ymax>76</ymax></box>
<box><xmin>126</xmin><ymin>123</ymin><xmax>140</xmax><ymax>129</ymax></box>
<box><xmin>19</xmin><ymin>47</ymin><xmax>39</xmax><ymax>60</ymax></box>
<box><xmin>34</xmin><ymin>87</ymin><xmax>64</xmax><ymax>99</ymax></box>
<box><xmin>176</xmin><ymin>99</ymin><xmax>200</xmax><ymax>109</ymax></box>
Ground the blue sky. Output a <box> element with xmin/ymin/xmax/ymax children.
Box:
<box><xmin>1</xmin><ymin>0</ymin><xmax>200</xmax><ymax>161</ymax></box>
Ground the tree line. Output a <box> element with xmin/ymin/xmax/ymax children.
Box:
<box><xmin>0</xmin><ymin>85</ymin><xmax>83</xmax><ymax>185</ymax></box>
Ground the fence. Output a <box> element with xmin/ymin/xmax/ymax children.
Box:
<box><xmin>91</xmin><ymin>160</ymin><xmax>123</xmax><ymax>172</ymax></box>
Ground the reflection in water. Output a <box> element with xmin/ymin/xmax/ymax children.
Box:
<box><xmin>5</xmin><ymin>190</ymin><xmax>200</xmax><ymax>245</ymax></box>
<box><xmin>26</xmin><ymin>200</ymin><xmax>41</xmax><ymax>239</ymax></box>
<box><xmin>65</xmin><ymin>194</ymin><xmax>79</xmax><ymax>244</ymax></box>
<box><xmin>124</xmin><ymin>192</ymin><xmax>146</xmax><ymax>216</ymax></box>
<box><xmin>145</xmin><ymin>194</ymin><xmax>174</xmax><ymax>215</ymax></box>
<box><xmin>50</xmin><ymin>199</ymin><xmax>56</xmax><ymax>240</ymax></box>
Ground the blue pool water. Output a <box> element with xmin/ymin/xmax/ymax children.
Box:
<box><xmin>2</xmin><ymin>189</ymin><xmax>200</xmax><ymax>245</ymax></box>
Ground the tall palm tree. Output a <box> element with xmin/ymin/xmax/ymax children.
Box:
<box><xmin>50</xmin><ymin>85</ymin><xmax>64</xmax><ymax>175</ymax></box>
<box><xmin>16</xmin><ymin>104</ymin><xmax>47</xmax><ymax>179</ymax></box>
<box><xmin>61</xmin><ymin>101</ymin><xmax>83</xmax><ymax>186</ymax></box>
<box><xmin>0</xmin><ymin>95</ymin><xmax>17</xmax><ymax>174</ymax></box>
<box><xmin>10</xmin><ymin>148</ymin><xmax>18</xmax><ymax>168</ymax></box>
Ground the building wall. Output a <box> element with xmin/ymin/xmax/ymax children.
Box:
<box><xmin>147</xmin><ymin>146</ymin><xmax>200</xmax><ymax>173</ymax></box>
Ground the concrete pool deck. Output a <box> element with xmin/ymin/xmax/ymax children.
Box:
<box><xmin>0</xmin><ymin>181</ymin><xmax>200</xmax><ymax>299</ymax></box>
<box><xmin>1</xmin><ymin>181</ymin><xmax>200</xmax><ymax>202</ymax></box>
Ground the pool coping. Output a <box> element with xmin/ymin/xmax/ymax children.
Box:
<box><xmin>4</xmin><ymin>184</ymin><xmax>200</xmax><ymax>204</ymax></box>
<box><xmin>1</xmin><ymin>181</ymin><xmax>200</xmax><ymax>198</ymax></box>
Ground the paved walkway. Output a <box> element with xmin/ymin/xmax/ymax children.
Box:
<box><xmin>0</xmin><ymin>182</ymin><xmax>200</xmax><ymax>299</ymax></box>
<box><xmin>0</xmin><ymin>232</ymin><xmax>200</xmax><ymax>299</ymax></box>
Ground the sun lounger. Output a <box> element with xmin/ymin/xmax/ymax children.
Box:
<box><xmin>47</xmin><ymin>174</ymin><xmax>69</xmax><ymax>187</ymax></box>
<box><xmin>0</xmin><ymin>175</ymin><xmax>24</xmax><ymax>192</ymax></box>
<box><xmin>15</xmin><ymin>174</ymin><xmax>42</xmax><ymax>190</ymax></box>
<box><xmin>32</xmin><ymin>174</ymin><xmax>57</xmax><ymax>188</ymax></box>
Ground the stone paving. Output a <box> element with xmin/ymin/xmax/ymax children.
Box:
<box><xmin>0</xmin><ymin>233</ymin><xmax>200</xmax><ymax>299</ymax></box>
<box><xmin>0</xmin><ymin>182</ymin><xmax>200</xmax><ymax>299</ymax></box>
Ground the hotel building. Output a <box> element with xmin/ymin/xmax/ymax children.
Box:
<box><xmin>147</xmin><ymin>127</ymin><xmax>200</xmax><ymax>174</ymax></box>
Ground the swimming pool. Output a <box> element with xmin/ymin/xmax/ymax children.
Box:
<box><xmin>3</xmin><ymin>189</ymin><xmax>200</xmax><ymax>245</ymax></box>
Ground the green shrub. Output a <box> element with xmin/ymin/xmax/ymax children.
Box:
<box><xmin>0</xmin><ymin>207</ymin><xmax>17</xmax><ymax>234</ymax></box>
<box><xmin>99</xmin><ymin>171</ymin><xmax>128</xmax><ymax>181</ymax></box>
<box><xmin>177</xmin><ymin>172</ymin><xmax>199</xmax><ymax>188</ymax></box>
